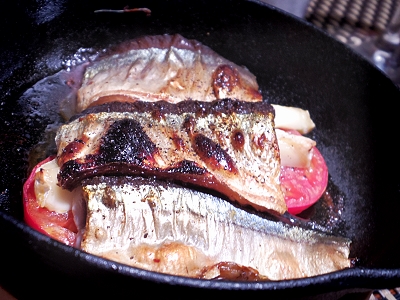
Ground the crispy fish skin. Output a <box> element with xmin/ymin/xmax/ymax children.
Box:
<box><xmin>80</xmin><ymin>176</ymin><xmax>351</xmax><ymax>281</ymax></box>
<box><xmin>77</xmin><ymin>34</ymin><xmax>262</xmax><ymax>112</ymax></box>
<box><xmin>56</xmin><ymin>99</ymin><xmax>286</xmax><ymax>214</ymax></box>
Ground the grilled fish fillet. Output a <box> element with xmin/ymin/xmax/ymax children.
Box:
<box><xmin>77</xmin><ymin>34</ymin><xmax>262</xmax><ymax>112</ymax></box>
<box><xmin>56</xmin><ymin>99</ymin><xmax>286</xmax><ymax>214</ymax></box>
<box><xmin>80</xmin><ymin>176</ymin><xmax>351</xmax><ymax>281</ymax></box>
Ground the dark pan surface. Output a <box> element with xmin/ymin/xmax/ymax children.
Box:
<box><xmin>1</xmin><ymin>0</ymin><xmax>400</xmax><ymax>298</ymax></box>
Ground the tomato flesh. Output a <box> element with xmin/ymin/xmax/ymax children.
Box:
<box><xmin>23</xmin><ymin>156</ymin><xmax>77</xmax><ymax>246</ymax></box>
<box><xmin>280</xmin><ymin>132</ymin><xmax>328</xmax><ymax>215</ymax></box>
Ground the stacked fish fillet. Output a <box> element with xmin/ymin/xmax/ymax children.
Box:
<box><xmin>37</xmin><ymin>34</ymin><xmax>351</xmax><ymax>280</ymax></box>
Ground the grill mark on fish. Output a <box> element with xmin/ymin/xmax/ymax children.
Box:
<box><xmin>212</xmin><ymin>65</ymin><xmax>240</xmax><ymax>99</ymax></box>
<box><xmin>99</xmin><ymin>119</ymin><xmax>158</xmax><ymax>165</ymax></box>
<box><xmin>71</xmin><ymin>97</ymin><xmax>269</xmax><ymax>120</ymax></box>
<box><xmin>80</xmin><ymin>176</ymin><xmax>351</xmax><ymax>280</ymax></box>
<box><xmin>193</xmin><ymin>134</ymin><xmax>239</xmax><ymax>175</ymax></box>
<box><xmin>57</xmin><ymin>99</ymin><xmax>286</xmax><ymax>214</ymax></box>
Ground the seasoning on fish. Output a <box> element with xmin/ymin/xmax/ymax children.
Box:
<box><xmin>56</xmin><ymin>99</ymin><xmax>286</xmax><ymax>214</ymax></box>
<box><xmin>23</xmin><ymin>33</ymin><xmax>352</xmax><ymax>282</ymax></box>
<box><xmin>75</xmin><ymin>34</ymin><xmax>317</xmax><ymax>169</ymax></box>
<box><xmin>77</xmin><ymin>34</ymin><xmax>263</xmax><ymax>112</ymax></box>
<box><xmin>80</xmin><ymin>176</ymin><xmax>352</xmax><ymax>281</ymax></box>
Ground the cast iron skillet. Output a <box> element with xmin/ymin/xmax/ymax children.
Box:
<box><xmin>1</xmin><ymin>0</ymin><xmax>400</xmax><ymax>299</ymax></box>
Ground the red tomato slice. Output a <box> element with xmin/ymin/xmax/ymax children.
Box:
<box><xmin>279</xmin><ymin>131</ymin><xmax>328</xmax><ymax>215</ymax></box>
<box><xmin>23</xmin><ymin>156</ymin><xmax>77</xmax><ymax>246</ymax></box>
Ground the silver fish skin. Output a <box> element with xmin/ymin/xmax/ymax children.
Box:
<box><xmin>80</xmin><ymin>176</ymin><xmax>351</xmax><ymax>281</ymax></box>
<box><xmin>77</xmin><ymin>34</ymin><xmax>263</xmax><ymax>112</ymax></box>
<box><xmin>56</xmin><ymin>100</ymin><xmax>286</xmax><ymax>214</ymax></box>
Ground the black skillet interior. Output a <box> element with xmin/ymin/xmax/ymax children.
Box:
<box><xmin>1</xmin><ymin>0</ymin><xmax>400</xmax><ymax>298</ymax></box>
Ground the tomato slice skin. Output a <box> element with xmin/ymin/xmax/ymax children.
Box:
<box><xmin>279</xmin><ymin>132</ymin><xmax>328</xmax><ymax>215</ymax></box>
<box><xmin>23</xmin><ymin>156</ymin><xmax>77</xmax><ymax>246</ymax></box>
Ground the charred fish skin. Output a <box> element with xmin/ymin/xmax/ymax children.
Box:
<box><xmin>80</xmin><ymin>176</ymin><xmax>351</xmax><ymax>281</ymax></box>
<box><xmin>56</xmin><ymin>99</ymin><xmax>286</xmax><ymax>214</ymax></box>
<box><xmin>77</xmin><ymin>34</ymin><xmax>262</xmax><ymax>112</ymax></box>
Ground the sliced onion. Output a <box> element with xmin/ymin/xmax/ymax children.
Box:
<box><xmin>275</xmin><ymin>129</ymin><xmax>316</xmax><ymax>168</ymax></box>
<box><xmin>272</xmin><ymin>104</ymin><xmax>315</xmax><ymax>134</ymax></box>
<box><xmin>34</xmin><ymin>158</ymin><xmax>78</xmax><ymax>213</ymax></box>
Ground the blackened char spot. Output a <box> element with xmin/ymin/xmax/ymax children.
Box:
<box><xmin>167</xmin><ymin>160</ymin><xmax>206</xmax><ymax>175</ymax></box>
<box><xmin>231</xmin><ymin>130</ymin><xmax>245</xmax><ymax>151</ymax></box>
<box><xmin>62</xmin><ymin>138</ymin><xmax>85</xmax><ymax>154</ymax></box>
<box><xmin>99</xmin><ymin>119</ymin><xmax>157</xmax><ymax>164</ymax></box>
<box><xmin>59</xmin><ymin>138</ymin><xmax>86</xmax><ymax>165</ymax></box>
<box><xmin>254</xmin><ymin>133</ymin><xmax>267</xmax><ymax>150</ymax></box>
<box><xmin>171</xmin><ymin>134</ymin><xmax>185</xmax><ymax>151</ymax></box>
<box><xmin>73</xmin><ymin>99</ymin><xmax>275</xmax><ymax>122</ymax></box>
<box><xmin>151</xmin><ymin>109</ymin><xmax>164</xmax><ymax>122</ymax></box>
<box><xmin>212</xmin><ymin>65</ymin><xmax>238</xmax><ymax>95</ymax></box>
<box><xmin>58</xmin><ymin>160</ymin><xmax>84</xmax><ymax>187</ymax></box>
<box><xmin>182</xmin><ymin>115</ymin><xmax>196</xmax><ymax>136</ymax></box>
<box><xmin>193</xmin><ymin>134</ymin><xmax>238</xmax><ymax>174</ymax></box>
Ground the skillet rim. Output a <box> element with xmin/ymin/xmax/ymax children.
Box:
<box><xmin>1</xmin><ymin>0</ymin><xmax>400</xmax><ymax>296</ymax></box>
